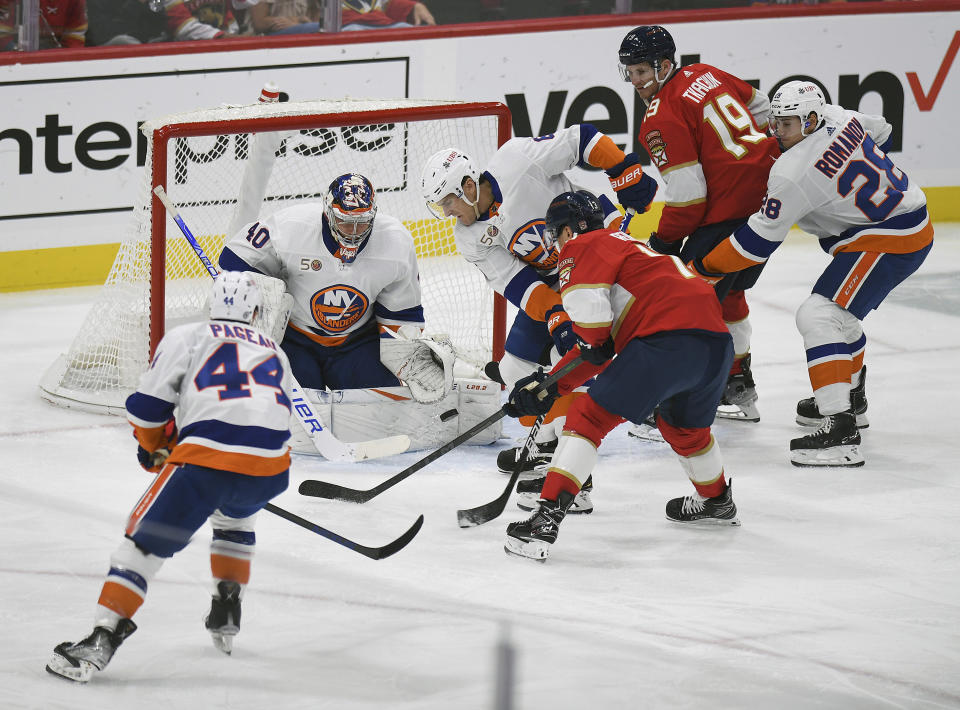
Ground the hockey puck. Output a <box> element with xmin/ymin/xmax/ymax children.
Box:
<box><xmin>440</xmin><ymin>409</ymin><xmax>459</xmax><ymax>422</ymax></box>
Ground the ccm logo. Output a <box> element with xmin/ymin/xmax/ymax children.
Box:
<box><xmin>610</xmin><ymin>166</ymin><xmax>643</xmax><ymax>189</ymax></box>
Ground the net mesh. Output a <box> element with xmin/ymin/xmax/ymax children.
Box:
<box><xmin>40</xmin><ymin>98</ymin><xmax>507</xmax><ymax>413</ymax></box>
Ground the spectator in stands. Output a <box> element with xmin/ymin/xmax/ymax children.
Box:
<box><xmin>86</xmin><ymin>0</ymin><xmax>168</xmax><ymax>45</ymax></box>
<box><xmin>341</xmin><ymin>0</ymin><xmax>434</xmax><ymax>30</ymax></box>
<box><xmin>0</xmin><ymin>0</ymin><xmax>87</xmax><ymax>50</ymax></box>
<box><xmin>250</xmin><ymin>0</ymin><xmax>320</xmax><ymax>35</ymax></box>
<box><xmin>163</xmin><ymin>0</ymin><xmax>258</xmax><ymax>40</ymax></box>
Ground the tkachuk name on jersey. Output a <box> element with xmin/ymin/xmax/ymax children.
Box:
<box><xmin>681</xmin><ymin>72</ymin><xmax>722</xmax><ymax>104</ymax></box>
<box><xmin>209</xmin><ymin>323</ymin><xmax>278</xmax><ymax>350</ymax></box>
<box><xmin>814</xmin><ymin>118</ymin><xmax>867</xmax><ymax>178</ymax></box>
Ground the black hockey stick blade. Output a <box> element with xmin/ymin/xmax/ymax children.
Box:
<box><xmin>264</xmin><ymin>503</ymin><xmax>424</xmax><ymax>560</ymax></box>
<box><xmin>456</xmin><ymin>414</ymin><xmax>545</xmax><ymax>528</ymax></box>
<box><xmin>298</xmin><ymin>355</ymin><xmax>585</xmax><ymax>504</ymax></box>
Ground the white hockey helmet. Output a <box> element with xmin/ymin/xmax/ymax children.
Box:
<box><xmin>209</xmin><ymin>270</ymin><xmax>262</xmax><ymax>324</ymax></box>
<box><xmin>420</xmin><ymin>147</ymin><xmax>481</xmax><ymax>219</ymax></box>
<box><xmin>771</xmin><ymin>80</ymin><xmax>826</xmax><ymax>136</ymax></box>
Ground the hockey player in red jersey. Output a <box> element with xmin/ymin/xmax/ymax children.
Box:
<box><xmin>503</xmin><ymin>191</ymin><xmax>740</xmax><ymax>562</ymax></box>
<box><xmin>619</xmin><ymin>25</ymin><xmax>779</xmax><ymax>424</ymax></box>
<box><xmin>45</xmin><ymin>272</ymin><xmax>293</xmax><ymax>683</ymax></box>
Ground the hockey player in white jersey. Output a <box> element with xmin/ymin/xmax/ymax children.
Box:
<box><xmin>690</xmin><ymin>81</ymin><xmax>933</xmax><ymax>467</ymax></box>
<box><xmin>420</xmin><ymin>124</ymin><xmax>658</xmax><ymax>488</ymax></box>
<box><xmin>219</xmin><ymin>172</ymin><xmax>451</xmax><ymax>406</ymax></box>
<box><xmin>46</xmin><ymin>272</ymin><xmax>294</xmax><ymax>683</ymax></box>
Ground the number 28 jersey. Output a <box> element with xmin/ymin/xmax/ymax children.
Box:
<box><xmin>701</xmin><ymin>105</ymin><xmax>933</xmax><ymax>276</ymax></box>
<box><xmin>126</xmin><ymin>321</ymin><xmax>294</xmax><ymax>477</ymax></box>
<box><xmin>639</xmin><ymin>63</ymin><xmax>779</xmax><ymax>241</ymax></box>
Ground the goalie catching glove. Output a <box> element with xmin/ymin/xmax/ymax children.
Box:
<box><xmin>380</xmin><ymin>326</ymin><xmax>455</xmax><ymax>404</ymax></box>
<box><xmin>134</xmin><ymin>418</ymin><xmax>178</xmax><ymax>473</ymax></box>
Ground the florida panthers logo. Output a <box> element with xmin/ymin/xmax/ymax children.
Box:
<box><xmin>310</xmin><ymin>285</ymin><xmax>369</xmax><ymax>333</ymax></box>
<box><xmin>508</xmin><ymin>220</ymin><xmax>558</xmax><ymax>270</ymax></box>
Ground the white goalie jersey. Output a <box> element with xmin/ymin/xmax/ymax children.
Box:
<box><xmin>221</xmin><ymin>204</ymin><xmax>425</xmax><ymax>344</ymax></box>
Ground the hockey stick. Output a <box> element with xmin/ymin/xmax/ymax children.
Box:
<box><xmin>152</xmin><ymin>185</ymin><xmax>410</xmax><ymax>463</ymax></box>
<box><xmin>298</xmin><ymin>355</ymin><xmax>584</xmax><ymax>503</ymax></box>
<box><xmin>456</xmin><ymin>413</ymin><xmax>544</xmax><ymax>528</ymax></box>
<box><xmin>264</xmin><ymin>504</ymin><xmax>423</xmax><ymax>560</ymax></box>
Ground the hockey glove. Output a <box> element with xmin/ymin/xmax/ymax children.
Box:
<box><xmin>579</xmin><ymin>337</ymin><xmax>615</xmax><ymax>366</ymax></box>
<box><xmin>136</xmin><ymin>418</ymin><xmax>177</xmax><ymax>473</ymax></box>
<box><xmin>606</xmin><ymin>153</ymin><xmax>658</xmax><ymax>213</ymax></box>
<box><xmin>687</xmin><ymin>258</ymin><xmax>725</xmax><ymax>286</ymax></box>
<box><xmin>504</xmin><ymin>368</ymin><xmax>558</xmax><ymax>418</ymax></box>
<box><xmin>546</xmin><ymin>305</ymin><xmax>578</xmax><ymax>357</ymax></box>
<box><xmin>647</xmin><ymin>232</ymin><xmax>684</xmax><ymax>257</ymax></box>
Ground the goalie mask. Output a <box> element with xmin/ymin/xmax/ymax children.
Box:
<box><xmin>421</xmin><ymin>148</ymin><xmax>481</xmax><ymax>219</ymax></box>
<box><xmin>543</xmin><ymin>190</ymin><xmax>605</xmax><ymax>250</ymax></box>
<box><xmin>210</xmin><ymin>270</ymin><xmax>262</xmax><ymax>324</ymax></box>
<box><xmin>771</xmin><ymin>81</ymin><xmax>826</xmax><ymax>139</ymax></box>
<box><xmin>324</xmin><ymin>173</ymin><xmax>377</xmax><ymax>264</ymax></box>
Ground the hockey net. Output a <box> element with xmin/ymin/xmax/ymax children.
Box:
<box><xmin>40</xmin><ymin>97</ymin><xmax>510</xmax><ymax>414</ymax></box>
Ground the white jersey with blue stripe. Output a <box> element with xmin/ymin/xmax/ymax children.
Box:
<box><xmin>221</xmin><ymin>204</ymin><xmax>425</xmax><ymax>340</ymax></box>
<box><xmin>126</xmin><ymin>320</ymin><xmax>293</xmax><ymax>476</ymax></box>
<box><xmin>453</xmin><ymin>125</ymin><xmax>620</xmax><ymax>312</ymax></box>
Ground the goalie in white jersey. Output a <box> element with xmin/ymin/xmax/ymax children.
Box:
<box><xmin>219</xmin><ymin>172</ymin><xmax>452</xmax><ymax>406</ymax></box>
<box><xmin>47</xmin><ymin>272</ymin><xmax>293</xmax><ymax>683</ymax></box>
<box><xmin>420</xmin><ymin>124</ymin><xmax>658</xmax><ymax>476</ymax></box>
<box><xmin>690</xmin><ymin>81</ymin><xmax>933</xmax><ymax>467</ymax></box>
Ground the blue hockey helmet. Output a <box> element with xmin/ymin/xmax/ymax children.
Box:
<box><xmin>618</xmin><ymin>25</ymin><xmax>676</xmax><ymax>79</ymax></box>
<box><xmin>543</xmin><ymin>190</ymin><xmax>605</xmax><ymax>250</ymax></box>
<box><xmin>324</xmin><ymin>173</ymin><xmax>377</xmax><ymax>263</ymax></box>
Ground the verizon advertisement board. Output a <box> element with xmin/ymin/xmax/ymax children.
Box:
<box><xmin>1</xmin><ymin>11</ymin><xmax>956</xmax><ymax>254</ymax></box>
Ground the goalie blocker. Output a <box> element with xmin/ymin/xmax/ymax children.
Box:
<box><xmin>289</xmin><ymin>378</ymin><xmax>503</xmax><ymax>453</ymax></box>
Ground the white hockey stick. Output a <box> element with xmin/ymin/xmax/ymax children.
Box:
<box><xmin>152</xmin><ymin>185</ymin><xmax>410</xmax><ymax>463</ymax></box>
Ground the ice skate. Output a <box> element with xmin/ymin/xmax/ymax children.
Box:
<box><xmin>517</xmin><ymin>475</ymin><xmax>594</xmax><ymax>514</ymax></box>
<box><xmin>665</xmin><ymin>479</ymin><xmax>740</xmax><ymax>525</ymax></box>
<box><xmin>496</xmin><ymin>438</ymin><xmax>557</xmax><ymax>478</ymax></box>
<box><xmin>205</xmin><ymin>581</ymin><xmax>242</xmax><ymax>655</ymax></box>
<box><xmin>796</xmin><ymin>367</ymin><xmax>869</xmax><ymax>428</ymax></box>
<box><xmin>627</xmin><ymin>410</ymin><xmax>664</xmax><ymax>443</ymax></box>
<box><xmin>45</xmin><ymin>619</ymin><xmax>137</xmax><ymax>683</ymax></box>
<box><xmin>715</xmin><ymin>354</ymin><xmax>759</xmax><ymax>422</ymax></box>
<box><xmin>790</xmin><ymin>410</ymin><xmax>864</xmax><ymax>467</ymax></box>
<box><xmin>504</xmin><ymin>490</ymin><xmax>575</xmax><ymax>562</ymax></box>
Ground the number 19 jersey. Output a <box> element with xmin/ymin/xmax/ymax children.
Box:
<box><xmin>639</xmin><ymin>63</ymin><xmax>779</xmax><ymax>241</ymax></box>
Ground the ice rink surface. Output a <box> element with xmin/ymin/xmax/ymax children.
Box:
<box><xmin>2</xmin><ymin>228</ymin><xmax>959</xmax><ymax>710</ymax></box>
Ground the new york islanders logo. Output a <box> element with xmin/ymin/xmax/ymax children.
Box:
<box><xmin>508</xmin><ymin>220</ymin><xmax>558</xmax><ymax>270</ymax></box>
<box><xmin>310</xmin><ymin>285</ymin><xmax>369</xmax><ymax>333</ymax></box>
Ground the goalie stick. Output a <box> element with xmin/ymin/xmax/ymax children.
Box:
<box><xmin>152</xmin><ymin>185</ymin><xmax>410</xmax><ymax>463</ymax></box>
<box><xmin>298</xmin><ymin>355</ymin><xmax>584</xmax><ymax>504</ymax></box>
<box><xmin>456</xmin><ymin>413</ymin><xmax>544</xmax><ymax>528</ymax></box>
<box><xmin>264</xmin><ymin>503</ymin><xmax>423</xmax><ymax>560</ymax></box>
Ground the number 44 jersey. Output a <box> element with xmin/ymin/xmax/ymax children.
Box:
<box><xmin>126</xmin><ymin>321</ymin><xmax>294</xmax><ymax>476</ymax></box>
<box><xmin>638</xmin><ymin>63</ymin><xmax>780</xmax><ymax>241</ymax></box>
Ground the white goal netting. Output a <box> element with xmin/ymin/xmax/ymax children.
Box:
<box><xmin>40</xmin><ymin>97</ymin><xmax>509</xmax><ymax>414</ymax></box>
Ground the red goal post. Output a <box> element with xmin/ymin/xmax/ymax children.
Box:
<box><xmin>40</xmin><ymin>98</ymin><xmax>511</xmax><ymax>414</ymax></box>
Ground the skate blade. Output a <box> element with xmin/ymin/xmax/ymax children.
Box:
<box><xmin>209</xmin><ymin>625</ymin><xmax>239</xmax><ymax>655</ymax></box>
<box><xmin>796</xmin><ymin>413</ymin><xmax>870</xmax><ymax>429</ymax></box>
<box><xmin>665</xmin><ymin>514</ymin><xmax>741</xmax><ymax>526</ymax></box>
<box><xmin>790</xmin><ymin>445</ymin><xmax>865</xmax><ymax>468</ymax></box>
<box><xmin>628</xmin><ymin>423</ymin><xmax>665</xmax><ymax>442</ymax></box>
<box><xmin>46</xmin><ymin>652</ymin><xmax>96</xmax><ymax>683</ymax></box>
<box><xmin>503</xmin><ymin>537</ymin><xmax>550</xmax><ymax>562</ymax></box>
<box><xmin>715</xmin><ymin>402</ymin><xmax>760</xmax><ymax>422</ymax></box>
<box><xmin>516</xmin><ymin>492</ymin><xmax>594</xmax><ymax>515</ymax></box>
